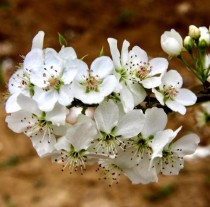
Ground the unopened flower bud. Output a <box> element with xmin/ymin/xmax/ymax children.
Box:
<box><xmin>189</xmin><ymin>25</ymin><xmax>200</xmax><ymax>39</ymax></box>
<box><xmin>184</xmin><ymin>36</ymin><xmax>194</xmax><ymax>51</ymax></box>
<box><xmin>161</xmin><ymin>29</ymin><xmax>183</xmax><ymax>57</ymax></box>
<box><xmin>199</xmin><ymin>27</ymin><xmax>210</xmax><ymax>47</ymax></box>
<box><xmin>66</xmin><ymin>107</ymin><xmax>95</xmax><ymax>124</ymax></box>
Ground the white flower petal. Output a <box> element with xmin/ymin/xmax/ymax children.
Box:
<box><xmin>44</xmin><ymin>48</ymin><xmax>62</xmax><ymax>65</ymax></box>
<box><xmin>58</xmin><ymin>85</ymin><xmax>74</xmax><ymax>106</ymax></box>
<box><xmin>107</xmin><ymin>38</ymin><xmax>121</xmax><ymax>69</ymax></box>
<box><xmin>128</xmin><ymin>155</ymin><xmax>158</xmax><ymax>184</ymax></box>
<box><xmin>5</xmin><ymin>111</ymin><xmax>32</xmax><ymax>133</ymax></box>
<box><xmin>31</xmin><ymin>134</ymin><xmax>56</xmax><ymax>157</ymax></box>
<box><xmin>36</xmin><ymin>90</ymin><xmax>58</xmax><ymax>112</ymax></box>
<box><xmin>66</xmin><ymin>121</ymin><xmax>97</xmax><ymax>151</ymax></box>
<box><xmin>99</xmin><ymin>75</ymin><xmax>117</xmax><ymax>96</ymax></box>
<box><xmin>45</xmin><ymin>103</ymin><xmax>69</xmax><ymax>126</ymax></box>
<box><xmin>121</xmin><ymin>40</ymin><xmax>130</xmax><ymax>66</ymax></box>
<box><xmin>141</xmin><ymin>77</ymin><xmax>162</xmax><ymax>88</ymax></box>
<box><xmin>162</xmin><ymin>70</ymin><xmax>183</xmax><ymax>88</ymax></box>
<box><xmin>150</xmin><ymin>129</ymin><xmax>175</xmax><ymax>161</ymax></box>
<box><xmin>55</xmin><ymin>136</ymin><xmax>71</xmax><ymax>151</ymax></box>
<box><xmin>111</xmin><ymin>148</ymin><xmax>138</xmax><ymax>168</ymax></box>
<box><xmin>120</xmin><ymin>84</ymin><xmax>134</xmax><ymax>112</ymax></box>
<box><xmin>72</xmin><ymin>81</ymin><xmax>103</xmax><ymax>104</ymax></box>
<box><xmin>5</xmin><ymin>93</ymin><xmax>21</xmax><ymax>113</ymax></box>
<box><xmin>142</xmin><ymin>108</ymin><xmax>167</xmax><ymax>137</ymax></box>
<box><xmin>152</xmin><ymin>88</ymin><xmax>164</xmax><ymax>105</ymax></box>
<box><xmin>149</xmin><ymin>58</ymin><xmax>168</xmax><ymax>76</ymax></box>
<box><xmin>90</xmin><ymin>56</ymin><xmax>114</xmax><ymax>78</ymax></box>
<box><xmin>94</xmin><ymin>100</ymin><xmax>119</xmax><ymax>133</ymax></box>
<box><xmin>24</xmin><ymin>48</ymin><xmax>43</xmax><ymax>69</ymax></box>
<box><xmin>161</xmin><ymin>158</ymin><xmax>184</xmax><ymax>175</ymax></box>
<box><xmin>174</xmin><ymin>88</ymin><xmax>197</xmax><ymax>106</ymax></box>
<box><xmin>131</xmin><ymin>46</ymin><xmax>148</xmax><ymax>63</ymax></box>
<box><xmin>172</xmin><ymin>134</ymin><xmax>200</xmax><ymax>156</ymax></box>
<box><xmin>128</xmin><ymin>82</ymin><xmax>146</xmax><ymax>105</ymax></box>
<box><xmin>62</xmin><ymin>65</ymin><xmax>78</xmax><ymax>84</ymax></box>
<box><xmin>16</xmin><ymin>93</ymin><xmax>40</xmax><ymax>114</ymax></box>
<box><xmin>74</xmin><ymin>59</ymin><xmax>89</xmax><ymax>82</ymax></box>
<box><xmin>31</xmin><ymin>31</ymin><xmax>45</xmax><ymax>49</ymax></box>
<box><xmin>166</xmin><ymin>100</ymin><xmax>186</xmax><ymax>115</ymax></box>
<box><xmin>53</xmin><ymin>125</ymin><xmax>69</xmax><ymax>136</ymax></box>
<box><xmin>8</xmin><ymin>69</ymin><xmax>25</xmax><ymax>94</ymax></box>
<box><xmin>116</xmin><ymin>110</ymin><xmax>145</xmax><ymax>138</ymax></box>
<box><xmin>59</xmin><ymin>46</ymin><xmax>77</xmax><ymax>60</ymax></box>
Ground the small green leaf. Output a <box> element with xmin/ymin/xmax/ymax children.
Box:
<box><xmin>58</xmin><ymin>33</ymin><xmax>67</xmax><ymax>47</ymax></box>
<box><xmin>99</xmin><ymin>46</ymin><xmax>104</xmax><ymax>56</ymax></box>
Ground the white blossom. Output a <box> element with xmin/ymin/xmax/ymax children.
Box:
<box><xmin>152</xmin><ymin>70</ymin><xmax>197</xmax><ymax>115</ymax></box>
<box><xmin>72</xmin><ymin>56</ymin><xmax>117</xmax><ymax>104</ymax></box>
<box><xmin>126</xmin><ymin>107</ymin><xmax>172</xmax><ymax>184</ymax></box>
<box><xmin>52</xmin><ymin>115</ymin><xmax>98</xmax><ymax>174</ymax></box>
<box><xmin>6</xmin><ymin>94</ymin><xmax>69</xmax><ymax>157</ymax></box>
<box><xmin>5</xmin><ymin>31</ymin><xmax>45</xmax><ymax>113</ymax></box>
<box><xmin>92</xmin><ymin>100</ymin><xmax>145</xmax><ymax>156</ymax></box>
<box><xmin>151</xmin><ymin>133</ymin><xmax>200</xmax><ymax>175</ymax></box>
<box><xmin>108</xmin><ymin>38</ymin><xmax>168</xmax><ymax>112</ymax></box>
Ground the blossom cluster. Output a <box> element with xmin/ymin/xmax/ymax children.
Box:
<box><xmin>161</xmin><ymin>25</ymin><xmax>210</xmax><ymax>87</ymax></box>
<box><xmin>5</xmin><ymin>30</ymin><xmax>200</xmax><ymax>185</ymax></box>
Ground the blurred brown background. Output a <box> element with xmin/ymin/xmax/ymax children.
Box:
<box><xmin>0</xmin><ymin>0</ymin><xmax>210</xmax><ymax>206</ymax></box>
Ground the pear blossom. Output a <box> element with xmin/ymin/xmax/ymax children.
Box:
<box><xmin>6</xmin><ymin>94</ymin><xmax>69</xmax><ymax>157</ymax></box>
<box><xmin>72</xmin><ymin>56</ymin><xmax>117</xmax><ymax>104</ymax></box>
<box><xmin>96</xmin><ymin>108</ymin><xmax>183</xmax><ymax>185</ymax></box>
<box><xmin>108</xmin><ymin>38</ymin><xmax>168</xmax><ymax>112</ymax></box>
<box><xmin>126</xmin><ymin>108</ymin><xmax>178</xmax><ymax>184</ymax></box>
<box><xmin>5</xmin><ymin>31</ymin><xmax>45</xmax><ymax>113</ymax></box>
<box><xmin>151</xmin><ymin>133</ymin><xmax>199</xmax><ymax>175</ymax></box>
<box><xmin>52</xmin><ymin>115</ymin><xmax>98</xmax><ymax>174</ymax></box>
<box><xmin>92</xmin><ymin>100</ymin><xmax>145</xmax><ymax>156</ymax></box>
<box><xmin>5</xmin><ymin>68</ymin><xmax>34</xmax><ymax>113</ymax></box>
<box><xmin>30</xmin><ymin>52</ymin><xmax>77</xmax><ymax>111</ymax></box>
<box><xmin>152</xmin><ymin>70</ymin><xmax>197</xmax><ymax>115</ymax></box>
<box><xmin>23</xmin><ymin>31</ymin><xmax>79</xmax><ymax>111</ymax></box>
<box><xmin>161</xmin><ymin>29</ymin><xmax>183</xmax><ymax>57</ymax></box>
<box><xmin>4</xmin><ymin>28</ymin><xmax>203</xmax><ymax>186</ymax></box>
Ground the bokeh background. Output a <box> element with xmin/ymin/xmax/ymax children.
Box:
<box><xmin>0</xmin><ymin>0</ymin><xmax>210</xmax><ymax>206</ymax></box>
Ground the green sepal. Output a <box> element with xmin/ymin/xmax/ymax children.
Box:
<box><xmin>58</xmin><ymin>33</ymin><xmax>67</xmax><ymax>47</ymax></box>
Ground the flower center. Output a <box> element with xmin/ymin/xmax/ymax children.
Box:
<box><xmin>116</xmin><ymin>68</ymin><xmax>127</xmax><ymax>83</ymax></box>
<box><xmin>162</xmin><ymin>85</ymin><xmax>178</xmax><ymax>100</ymax></box>
<box><xmin>83</xmin><ymin>75</ymin><xmax>100</xmax><ymax>93</ymax></box>
<box><xmin>10</xmin><ymin>71</ymin><xmax>34</xmax><ymax>96</ymax></box>
<box><xmin>55</xmin><ymin>146</ymin><xmax>87</xmax><ymax>175</ymax></box>
<box><xmin>22</xmin><ymin>113</ymin><xmax>53</xmax><ymax>143</ymax></box>
<box><xmin>43</xmin><ymin>75</ymin><xmax>64</xmax><ymax>91</ymax></box>
<box><xmin>135</xmin><ymin>63</ymin><xmax>152</xmax><ymax>80</ymax></box>
<box><xmin>130</xmin><ymin>134</ymin><xmax>153</xmax><ymax>159</ymax></box>
<box><xmin>91</xmin><ymin>130</ymin><xmax>126</xmax><ymax>157</ymax></box>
